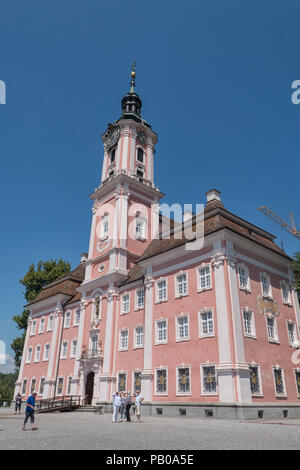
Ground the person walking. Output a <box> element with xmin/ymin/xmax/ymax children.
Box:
<box><xmin>22</xmin><ymin>391</ymin><xmax>38</xmax><ymax>431</ymax></box>
<box><xmin>125</xmin><ymin>391</ymin><xmax>132</xmax><ymax>422</ymax></box>
<box><xmin>15</xmin><ymin>393</ymin><xmax>22</xmax><ymax>415</ymax></box>
<box><xmin>134</xmin><ymin>390</ymin><xmax>143</xmax><ymax>423</ymax></box>
<box><xmin>112</xmin><ymin>391</ymin><xmax>121</xmax><ymax>423</ymax></box>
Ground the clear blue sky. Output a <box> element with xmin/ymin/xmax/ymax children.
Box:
<box><xmin>0</xmin><ymin>0</ymin><xmax>299</xmax><ymax>360</ymax></box>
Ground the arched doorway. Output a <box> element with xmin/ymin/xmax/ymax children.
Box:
<box><xmin>85</xmin><ymin>371</ymin><xmax>95</xmax><ymax>405</ymax></box>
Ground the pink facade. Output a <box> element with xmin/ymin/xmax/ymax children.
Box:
<box><xmin>15</xmin><ymin>73</ymin><xmax>300</xmax><ymax>418</ymax></box>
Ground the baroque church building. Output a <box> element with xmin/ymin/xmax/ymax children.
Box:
<box><xmin>16</xmin><ymin>68</ymin><xmax>300</xmax><ymax>419</ymax></box>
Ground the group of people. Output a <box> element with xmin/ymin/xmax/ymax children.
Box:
<box><xmin>112</xmin><ymin>390</ymin><xmax>143</xmax><ymax>423</ymax></box>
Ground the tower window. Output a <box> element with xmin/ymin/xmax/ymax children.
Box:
<box><xmin>137</xmin><ymin>148</ymin><xmax>144</xmax><ymax>163</ymax></box>
<box><xmin>108</xmin><ymin>170</ymin><xmax>114</xmax><ymax>178</ymax></box>
<box><xmin>110</xmin><ymin>148</ymin><xmax>116</xmax><ymax>163</ymax></box>
<box><xmin>136</xmin><ymin>169</ymin><xmax>144</xmax><ymax>181</ymax></box>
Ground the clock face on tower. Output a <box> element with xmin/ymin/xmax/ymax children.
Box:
<box><xmin>103</xmin><ymin>125</ymin><xmax>120</xmax><ymax>151</ymax></box>
<box><xmin>136</xmin><ymin>128</ymin><xmax>147</xmax><ymax>146</ymax></box>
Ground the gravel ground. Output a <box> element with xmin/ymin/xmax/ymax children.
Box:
<box><xmin>1</xmin><ymin>410</ymin><xmax>300</xmax><ymax>450</ymax></box>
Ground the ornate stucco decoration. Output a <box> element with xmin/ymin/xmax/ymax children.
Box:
<box><xmin>103</xmin><ymin>124</ymin><xmax>120</xmax><ymax>151</ymax></box>
<box><xmin>257</xmin><ymin>295</ymin><xmax>280</xmax><ymax>316</ymax></box>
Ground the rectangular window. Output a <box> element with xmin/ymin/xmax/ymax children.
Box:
<box><xmin>199</xmin><ymin>310</ymin><xmax>214</xmax><ymax>336</ymax></box>
<box><xmin>242</xmin><ymin>309</ymin><xmax>255</xmax><ymax>337</ymax></box>
<box><xmin>74</xmin><ymin>308</ymin><xmax>81</xmax><ymax>326</ymax></box>
<box><xmin>156</xmin><ymin>320</ymin><xmax>167</xmax><ymax>344</ymax></box>
<box><xmin>57</xmin><ymin>377</ymin><xmax>64</xmax><ymax>396</ymax></box>
<box><xmin>90</xmin><ymin>334</ymin><xmax>98</xmax><ymax>355</ymax></box>
<box><xmin>156</xmin><ymin>369</ymin><xmax>167</xmax><ymax>394</ymax></box>
<box><xmin>64</xmin><ymin>312</ymin><xmax>71</xmax><ymax>328</ymax></box>
<box><xmin>67</xmin><ymin>376</ymin><xmax>72</xmax><ymax>395</ymax></box>
<box><xmin>249</xmin><ymin>366</ymin><xmax>261</xmax><ymax>395</ymax></box>
<box><xmin>287</xmin><ymin>322</ymin><xmax>296</xmax><ymax>346</ymax></box>
<box><xmin>35</xmin><ymin>346</ymin><xmax>41</xmax><ymax>362</ymax></box>
<box><xmin>281</xmin><ymin>281</ymin><xmax>291</xmax><ymax>304</ymax></box>
<box><xmin>27</xmin><ymin>347</ymin><xmax>32</xmax><ymax>363</ymax></box>
<box><xmin>136</xmin><ymin>289</ymin><xmax>144</xmax><ymax>309</ymax></box>
<box><xmin>198</xmin><ymin>265</ymin><xmax>211</xmax><ymax>290</ymax></box>
<box><xmin>39</xmin><ymin>318</ymin><xmax>45</xmax><ymax>334</ymax></box>
<box><xmin>48</xmin><ymin>315</ymin><xmax>54</xmax><ymax>331</ymax></box>
<box><xmin>120</xmin><ymin>330</ymin><xmax>129</xmax><ymax>350</ymax></box>
<box><xmin>177</xmin><ymin>367</ymin><xmax>191</xmax><ymax>394</ymax></box>
<box><xmin>122</xmin><ymin>294</ymin><xmax>130</xmax><ymax>313</ymax></box>
<box><xmin>72</xmin><ymin>340</ymin><xmax>77</xmax><ymax>356</ymax></box>
<box><xmin>260</xmin><ymin>273</ymin><xmax>272</xmax><ymax>298</ymax></box>
<box><xmin>30</xmin><ymin>379</ymin><xmax>36</xmax><ymax>393</ymax></box>
<box><xmin>31</xmin><ymin>321</ymin><xmax>36</xmax><ymax>335</ymax></box>
<box><xmin>62</xmin><ymin>341</ymin><xmax>68</xmax><ymax>358</ymax></box>
<box><xmin>176</xmin><ymin>315</ymin><xmax>189</xmax><ymax>341</ymax></box>
<box><xmin>39</xmin><ymin>378</ymin><xmax>45</xmax><ymax>395</ymax></box>
<box><xmin>135</xmin><ymin>326</ymin><xmax>144</xmax><ymax>348</ymax></box>
<box><xmin>118</xmin><ymin>373</ymin><xmax>126</xmax><ymax>392</ymax></box>
<box><xmin>267</xmin><ymin>317</ymin><xmax>278</xmax><ymax>342</ymax></box>
<box><xmin>273</xmin><ymin>368</ymin><xmax>285</xmax><ymax>396</ymax></box>
<box><xmin>44</xmin><ymin>343</ymin><xmax>50</xmax><ymax>361</ymax></box>
<box><xmin>22</xmin><ymin>379</ymin><xmax>27</xmax><ymax>396</ymax></box>
<box><xmin>176</xmin><ymin>273</ymin><xmax>188</xmax><ymax>296</ymax></box>
<box><xmin>295</xmin><ymin>370</ymin><xmax>300</xmax><ymax>396</ymax></box>
<box><xmin>238</xmin><ymin>265</ymin><xmax>250</xmax><ymax>291</ymax></box>
<box><xmin>202</xmin><ymin>365</ymin><xmax>217</xmax><ymax>394</ymax></box>
<box><xmin>157</xmin><ymin>279</ymin><xmax>167</xmax><ymax>302</ymax></box>
<box><xmin>133</xmin><ymin>372</ymin><xmax>142</xmax><ymax>394</ymax></box>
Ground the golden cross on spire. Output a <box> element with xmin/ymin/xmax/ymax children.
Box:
<box><xmin>130</xmin><ymin>61</ymin><xmax>136</xmax><ymax>92</ymax></box>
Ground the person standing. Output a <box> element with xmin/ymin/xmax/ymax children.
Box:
<box><xmin>22</xmin><ymin>391</ymin><xmax>38</xmax><ymax>431</ymax></box>
<box><xmin>134</xmin><ymin>391</ymin><xmax>143</xmax><ymax>423</ymax></box>
<box><xmin>120</xmin><ymin>392</ymin><xmax>127</xmax><ymax>422</ymax></box>
<box><xmin>15</xmin><ymin>393</ymin><xmax>22</xmax><ymax>415</ymax></box>
<box><xmin>125</xmin><ymin>391</ymin><xmax>132</xmax><ymax>422</ymax></box>
<box><xmin>112</xmin><ymin>391</ymin><xmax>121</xmax><ymax>423</ymax></box>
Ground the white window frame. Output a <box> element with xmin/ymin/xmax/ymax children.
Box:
<box><xmin>155</xmin><ymin>278</ymin><xmax>168</xmax><ymax>303</ymax></box>
<box><xmin>47</xmin><ymin>315</ymin><xmax>54</xmax><ymax>332</ymax></box>
<box><xmin>21</xmin><ymin>379</ymin><xmax>27</xmax><ymax>396</ymax></box>
<box><xmin>272</xmin><ymin>366</ymin><xmax>287</xmax><ymax>397</ymax></box>
<box><xmin>121</xmin><ymin>293</ymin><xmax>130</xmax><ymax>314</ymax></box>
<box><xmin>294</xmin><ymin>369</ymin><xmax>300</xmax><ymax>398</ymax></box>
<box><xmin>56</xmin><ymin>376</ymin><xmax>64</xmax><ymax>396</ymax></box>
<box><xmin>237</xmin><ymin>263</ymin><xmax>251</xmax><ymax>292</ymax></box>
<box><xmin>242</xmin><ymin>308</ymin><xmax>256</xmax><ymax>339</ymax></box>
<box><xmin>74</xmin><ymin>307</ymin><xmax>81</xmax><ymax>326</ymax></box>
<box><xmin>43</xmin><ymin>343</ymin><xmax>50</xmax><ymax>361</ymax></box>
<box><xmin>266</xmin><ymin>315</ymin><xmax>279</xmax><ymax>343</ymax></box>
<box><xmin>61</xmin><ymin>341</ymin><xmax>68</xmax><ymax>359</ymax></box>
<box><xmin>132</xmin><ymin>370</ymin><xmax>142</xmax><ymax>395</ymax></box>
<box><xmin>287</xmin><ymin>320</ymin><xmax>298</xmax><ymax>347</ymax></box>
<box><xmin>134</xmin><ymin>325</ymin><xmax>144</xmax><ymax>349</ymax></box>
<box><xmin>117</xmin><ymin>372</ymin><xmax>127</xmax><ymax>392</ymax></box>
<box><xmin>39</xmin><ymin>317</ymin><xmax>45</xmax><ymax>334</ymax></box>
<box><xmin>154</xmin><ymin>367</ymin><xmax>168</xmax><ymax>396</ymax></box>
<box><xmin>31</xmin><ymin>320</ymin><xmax>37</xmax><ymax>336</ymax></box>
<box><xmin>135</xmin><ymin>213</ymin><xmax>146</xmax><ymax>240</ymax></box>
<box><xmin>175</xmin><ymin>272</ymin><xmax>188</xmax><ymax>298</ymax></box>
<box><xmin>175</xmin><ymin>314</ymin><xmax>190</xmax><ymax>342</ymax></box>
<box><xmin>260</xmin><ymin>272</ymin><xmax>272</xmax><ymax>299</ymax></box>
<box><xmin>155</xmin><ymin>318</ymin><xmax>168</xmax><ymax>345</ymax></box>
<box><xmin>64</xmin><ymin>311</ymin><xmax>71</xmax><ymax>329</ymax></box>
<box><xmin>100</xmin><ymin>213</ymin><xmax>109</xmax><ymax>240</ymax></box>
<box><xmin>200</xmin><ymin>363</ymin><xmax>218</xmax><ymax>396</ymax></box>
<box><xmin>176</xmin><ymin>365</ymin><xmax>192</xmax><ymax>396</ymax></box>
<box><xmin>34</xmin><ymin>345</ymin><xmax>41</xmax><ymax>363</ymax></box>
<box><xmin>70</xmin><ymin>339</ymin><xmax>78</xmax><ymax>357</ymax></box>
<box><xmin>39</xmin><ymin>377</ymin><xmax>45</xmax><ymax>396</ymax></box>
<box><xmin>119</xmin><ymin>328</ymin><xmax>129</xmax><ymax>351</ymax></box>
<box><xmin>30</xmin><ymin>377</ymin><xmax>36</xmax><ymax>394</ymax></box>
<box><xmin>67</xmin><ymin>376</ymin><xmax>72</xmax><ymax>395</ymax></box>
<box><xmin>198</xmin><ymin>309</ymin><xmax>215</xmax><ymax>338</ymax></box>
<box><xmin>92</xmin><ymin>295</ymin><xmax>101</xmax><ymax>321</ymax></box>
<box><xmin>280</xmin><ymin>280</ymin><xmax>292</xmax><ymax>305</ymax></box>
<box><xmin>90</xmin><ymin>332</ymin><xmax>99</xmax><ymax>355</ymax></box>
<box><xmin>26</xmin><ymin>347</ymin><xmax>33</xmax><ymax>363</ymax></box>
<box><xmin>135</xmin><ymin>288</ymin><xmax>145</xmax><ymax>310</ymax></box>
<box><xmin>249</xmin><ymin>363</ymin><xmax>263</xmax><ymax>397</ymax></box>
<box><xmin>197</xmin><ymin>263</ymin><xmax>212</xmax><ymax>292</ymax></box>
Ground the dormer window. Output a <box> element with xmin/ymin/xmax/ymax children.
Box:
<box><xmin>137</xmin><ymin>148</ymin><xmax>144</xmax><ymax>163</ymax></box>
<box><xmin>110</xmin><ymin>148</ymin><xmax>116</xmax><ymax>163</ymax></box>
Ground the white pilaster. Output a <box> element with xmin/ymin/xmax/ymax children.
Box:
<box><xmin>141</xmin><ymin>275</ymin><xmax>154</xmax><ymax>401</ymax></box>
<box><xmin>101</xmin><ymin>150</ymin><xmax>108</xmax><ymax>182</ymax></box>
<box><xmin>45</xmin><ymin>308</ymin><xmax>62</xmax><ymax>398</ymax></box>
<box><xmin>15</xmin><ymin>318</ymin><xmax>32</xmax><ymax>395</ymax></box>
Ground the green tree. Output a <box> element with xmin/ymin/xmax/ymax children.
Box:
<box><xmin>11</xmin><ymin>259</ymin><xmax>71</xmax><ymax>368</ymax></box>
<box><xmin>0</xmin><ymin>372</ymin><xmax>18</xmax><ymax>402</ymax></box>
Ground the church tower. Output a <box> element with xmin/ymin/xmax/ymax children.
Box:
<box><xmin>83</xmin><ymin>64</ymin><xmax>164</xmax><ymax>287</ymax></box>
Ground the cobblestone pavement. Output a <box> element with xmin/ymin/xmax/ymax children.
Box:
<box><xmin>1</xmin><ymin>410</ymin><xmax>300</xmax><ymax>450</ymax></box>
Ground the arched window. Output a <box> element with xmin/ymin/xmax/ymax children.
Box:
<box><xmin>101</xmin><ymin>213</ymin><xmax>109</xmax><ymax>238</ymax></box>
<box><xmin>137</xmin><ymin>148</ymin><xmax>144</xmax><ymax>163</ymax></box>
<box><xmin>93</xmin><ymin>295</ymin><xmax>101</xmax><ymax>320</ymax></box>
<box><xmin>110</xmin><ymin>148</ymin><xmax>116</xmax><ymax>163</ymax></box>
